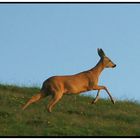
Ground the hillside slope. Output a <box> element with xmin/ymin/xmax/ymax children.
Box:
<box><xmin>0</xmin><ymin>84</ymin><xmax>140</xmax><ymax>136</ymax></box>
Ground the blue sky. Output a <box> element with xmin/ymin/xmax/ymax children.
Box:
<box><xmin>0</xmin><ymin>3</ymin><xmax>140</xmax><ymax>101</ymax></box>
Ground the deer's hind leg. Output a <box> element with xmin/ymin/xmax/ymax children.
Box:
<box><xmin>22</xmin><ymin>92</ymin><xmax>46</xmax><ymax>110</ymax></box>
<box><xmin>47</xmin><ymin>91</ymin><xmax>63</xmax><ymax>113</ymax></box>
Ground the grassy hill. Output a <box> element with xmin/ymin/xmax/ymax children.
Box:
<box><xmin>0</xmin><ymin>84</ymin><xmax>140</xmax><ymax>137</ymax></box>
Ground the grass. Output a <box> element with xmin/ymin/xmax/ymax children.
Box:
<box><xmin>0</xmin><ymin>84</ymin><xmax>140</xmax><ymax>137</ymax></box>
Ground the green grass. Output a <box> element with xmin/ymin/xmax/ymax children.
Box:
<box><xmin>0</xmin><ymin>84</ymin><xmax>140</xmax><ymax>136</ymax></box>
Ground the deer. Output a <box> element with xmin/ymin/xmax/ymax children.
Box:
<box><xmin>22</xmin><ymin>48</ymin><xmax>116</xmax><ymax>113</ymax></box>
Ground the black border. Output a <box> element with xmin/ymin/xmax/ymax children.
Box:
<box><xmin>0</xmin><ymin>2</ymin><xmax>140</xmax><ymax>4</ymax></box>
<box><xmin>0</xmin><ymin>1</ymin><xmax>140</xmax><ymax>138</ymax></box>
<box><xmin>0</xmin><ymin>136</ymin><xmax>139</xmax><ymax>138</ymax></box>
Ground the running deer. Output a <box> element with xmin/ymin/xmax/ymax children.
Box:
<box><xmin>22</xmin><ymin>48</ymin><xmax>116</xmax><ymax>112</ymax></box>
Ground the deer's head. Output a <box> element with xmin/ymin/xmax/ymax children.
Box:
<box><xmin>97</xmin><ymin>48</ymin><xmax>116</xmax><ymax>68</ymax></box>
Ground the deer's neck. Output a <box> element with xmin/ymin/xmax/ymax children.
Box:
<box><xmin>90</xmin><ymin>59</ymin><xmax>104</xmax><ymax>78</ymax></box>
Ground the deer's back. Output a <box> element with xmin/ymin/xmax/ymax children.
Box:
<box><xmin>41</xmin><ymin>72</ymin><xmax>92</xmax><ymax>95</ymax></box>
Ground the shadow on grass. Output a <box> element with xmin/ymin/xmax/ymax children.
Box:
<box><xmin>0</xmin><ymin>111</ymin><xmax>11</xmax><ymax>119</ymax></box>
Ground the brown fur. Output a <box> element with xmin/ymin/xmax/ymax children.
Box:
<box><xmin>22</xmin><ymin>48</ymin><xmax>116</xmax><ymax>112</ymax></box>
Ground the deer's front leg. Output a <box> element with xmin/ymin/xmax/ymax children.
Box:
<box><xmin>92</xmin><ymin>85</ymin><xmax>115</xmax><ymax>104</ymax></box>
<box><xmin>91</xmin><ymin>90</ymin><xmax>100</xmax><ymax>104</ymax></box>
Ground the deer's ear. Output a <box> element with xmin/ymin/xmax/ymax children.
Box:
<box><xmin>97</xmin><ymin>48</ymin><xmax>106</xmax><ymax>58</ymax></box>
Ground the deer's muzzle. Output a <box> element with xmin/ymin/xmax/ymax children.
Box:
<box><xmin>113</xmin><ymin>64</ymin><xmax>116</xmax><ymax>68</ymax></box>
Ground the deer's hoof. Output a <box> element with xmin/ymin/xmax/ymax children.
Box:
<box><xmin>47</xmin><ymin>110</ymin><xmax>52</xmax><ymax>113</ymax></box>
<box><xmin>47</xmin><ymin>107</ymin><xmax>52</xmax><ymax>113</ymax></box>
<box><xmin>91</xmin><ymin>101</ymin><xmax>96</xmax><ymax>104</ymax></box>
<box><xmin>112</xmin><ymin>100</ymin><xmax>115</xmax><ymax>104</ymax></box>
